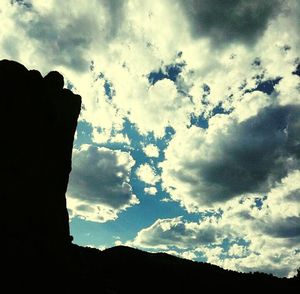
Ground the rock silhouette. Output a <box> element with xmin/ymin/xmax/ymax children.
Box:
<box><xmin>1</xmin><ymin>59</ymin><xmax>81</xmax><ymax>291</ymax></box>
<box><xmin>0</xmin><ymin>60</ymin><xmax>298</xmax><ymax>293</ymax></box>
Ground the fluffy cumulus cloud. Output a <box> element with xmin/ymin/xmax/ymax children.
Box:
<box><xmin>136</xmin><ymin>163</ymin><xmax>160</xmax><ymax>185</ymax></box>
<box><xmin>1</xmin><ymin>0</ymin><xmax>299</xmax><ymax>139</ymax></box>
<box><xmin>161</xmin><ymin>104</ymin><xmax>300</xmax><ymax>210</ymax></box>
<box><xmin>0</xmin><ymin>0</ymin><xmax>193</xmax><ymax>138</ymax></box>
<box><xmin>130</xmin><ymin>216</ymin><xmax>224</xmax><ymax>250</ymax></box>
<box><xmin>1</xmin><ymin>0</ymin><xmax>300</xmax><ymax>278</ymax></box>
<box><xmin>143</xmin><ymin>144</ymin><xmax>159</xmax><ymax>158</ymax></box>
<box><xmin>144</xmin><ymin>186</ymin><xmax>157</xmax><ymax>196</ymax></box>
<box><xmin>67</xmin><ymin>145</ymin><xmax>139</xmax><ymax>222</ymax></box>
<box><xmin>2</xmin><ymin>0</ymin><xmax>125</xmax><ymax>71</ymax></box>
<box><xmin>131</xmin><ymin>171</ymin><xmax>300</xmax><ymax>277</ymax></box>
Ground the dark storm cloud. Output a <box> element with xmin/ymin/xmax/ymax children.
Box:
<box><xmin>67</xmin><ymin>145</ymin><xmax>135</xmax><ymax>209</ymax></box>
<box><xmin>176</xmin><ymin>105</ymin><xmax>300</xmax><ymax>205</ymax></box>
<box><xmin>263</xmin><ymin>216</ymin><xmax>300</xmax><ymax>238</ymax></box>
<box><xmin>179</xmin><ymin>0</ymin><xmax>283</xmax><ymax>46</ymax></box>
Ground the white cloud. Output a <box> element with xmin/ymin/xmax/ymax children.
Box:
<box><xmin>116</xmin><ymin>78</ymin><xmax>194</xmax><ymax>137</ymax></box>
<box><xmin>110</xmin><ymin>133</ymin><xmax>131</xmax><ymax>144</ymax></box>
<box><xmin>228</xmin><ymin>244</ymin><xmax>248</xmax><ymax>258</ymax></box>
<box><xmin>143</xmin><ymin>144</ymin><xmax>159</xmax><ymax>158</ymax></box>
<box><xmin>144</xmin><ymin>186</ymin><xmax>157</xmax><ymax>196</ymax></box>
<box><xmin>1</xmin><ymin>0</ymin><xmax>299</xmax><ymax>141</ymax></box>
<box><xmin>275</xmin><ymin>74</ymin><xmax>300</xmax><ymax>106</ymax></box>
<box><xmin>156</xmin><ymin>249</ymin><xmax>197</xmax><ymax>261</ymax></box>
<box><xmin>160</xmin><ymin>105</ymin><xmax>300</xmax><ymax>211</ymax></box>
<box><xmin>92</xmin><ymin>128</ymin><xmax>131</xmax><ymax>145</ymax></box>
<box><xmin>0</xmin><ymin>0</ymin><xmax>193</xmax><ymax>138</ymax></box>
<box><xmin>84</xmin><ymin>244</ymin><xmax>107</xmax><ymax>251</ymax></box>
<box><xmin>130</xmin><ymin>216</ymin><xmax>226</xmax><ymax>250</ymax></box>
<box><xmin>67</xmin><ymin>144</ymin><xmax>139</xmax><ymax>222</ymax></box>
<box><xmin>231</xmin><ymin>91</ymin><xmax>272</xmax><ymax>122</ymax></box>
<box><xmin>264</xmin><ymin>170</ymin><xmax>300</xmax><ymax>218</ymax></box>
<box><xmin>160</xmin><ymin>197</ymin><xmax>173</xmax><ymax>203</ymax></box>
<box><xmin>130</xmin><ymin>170</ymin><xmax>300</xmax><ymax>277</ymax></box>
<box><xmin>136</xmin><ymin>163</ymin><xmax>160</xmax><ymax>185</ymax></box>
<box><xmin>180</xmin><ymin>250</ymin><xmax>197</xmax><ymax>260</ymax></box>
<box><xmin>114</xmin><ymin>239</ymin><xmax>123</xmax><ymax>246</ymax></box>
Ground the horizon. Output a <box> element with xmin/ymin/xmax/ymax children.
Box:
<box><xmin>1</xmin><ymin>0</ymin><xmax>299</xmax><ymax>278</ymax></box>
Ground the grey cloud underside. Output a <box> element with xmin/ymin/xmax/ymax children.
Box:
<box><xmin>13</xmin><ymin>0</ymin><xmax>125</xmax><ymax>71</ymax></box>
<box><xmin>139</xmin><ymin>219</ymin><xmax>218</xmax><ymax>249</ymax></box>
<box><xmin>68</xmin><ymin>146</ymin><xmax>133</xmax><ymax>209</ymax></box>
<box><xmin>180</xmin><ymin>0</ymin><xmax>283</xmax><ymax>46</ymax></box>
<box><xmin>1</xmin><ymin>36</ymin><xmax>20</xmax><ymax>59</ymax></box>
<box><xmin>286</xmin><ymin>189</ymin><xmax>300</xmax><ymax>201</ymax></box>
<box><xmin>176</xmin><ymin>105</ymin><xmax>300</xmax><ymax>205</ymax></box>
<box><xmin>103</xmin><ymin>0</ymin><xmax>125</xmax><ymax>40</ymax></box>
<box><xmin>263</xmin><ymin>216</ymin><xmax>300</xmax><ymax>239</ymax></box>
<box><xmin>25</xmin><ymin>17</ymin><xmax>91</xmax><ymax>71</ymax></box>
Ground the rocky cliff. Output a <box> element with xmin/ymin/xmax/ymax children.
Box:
<box><xmin>1</xmin><ymin>60</ymin><xmax>81</xmax><ymax>290</ymax></box>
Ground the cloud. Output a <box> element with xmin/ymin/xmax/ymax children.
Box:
<box><xmin>130</xmin><ymin>171</ymin><xmax>300</xmax><ymax>277</ymax></box>
<box><xmin>161</xmin><ymin>104</ymin><xmax>300</xmax><ymax>210</ymax></box>
<box><xmin>179</xmin><ymin>0</ymin><xmax>283</xmax><ymax>46</ymax></box>
<box><xmin>275</xmin><ymin>74</ymin><xmax>300</xmax><ymax>106</ymax></box>
<box><xmin>0</xmin><ymin>0</ymin><xmax>194</xmax><ymax>138</ymax></box>
<box><xmin>67</xmin><ymin>144</ymin><xmax>139</xmax><ymax>222</ymax></box>
<box><xmin>136</xmin><ymin>163</ymin><xmax>160</xmax><ymax>185</ymax></box>
<box><xmin>100</xmin><ymin>0</ymin><xmax>125</xmax><ymax>40</ymax></box>
<box><xmin>228</xmin><ymin>244</ymin><xmax>248</xmax><ymax>258</ymax></box>
<box><xmin>8</xmin><ymin>0</ymin><xmax>126</xmax><ymax>71</ymax></box>
<box><xmin>92</xmin><ymin>128</ymin><xmax>131</xmax><ymax>145</ymax></box>
<box><xmin>144</xmin><ymin>187</ymin><xmax>157</xmax><ymax>196</ymax></box>
<box><xmin>1</xmin><ymin>0</ymin><xmax>298</xmax><ymax>141</ymax></box>
<box><xmin>121</xmin><ymin>78</ymin><xmax>194</xmax><ymax>137</ymax></box>
<box><xmin>130</xmin><ymin>216</ymin><xmax>223</xmax><ymax>250</ymax></box>
<box><xmin>262</xmin><ymin>216</ymin><xmax>300</xmax><ymax>238</ymax></box>
<box><xmin>219</xmin><ymin>171</ymin><xmax>300</xmax><ymax>277</ymax></box>
<box><xmin>143</xmin><ymin>144</ymin><xmax>159</xmax><ymax>158</ymax></box>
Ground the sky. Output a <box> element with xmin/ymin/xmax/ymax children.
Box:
<box><xmin>1</xmin><ymin>0</ymin><xmax>300</xmax><ymax>278</ymax></box>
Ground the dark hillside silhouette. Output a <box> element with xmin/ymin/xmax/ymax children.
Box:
<box><xmin>0</xmin><ymin>59</ymin><xmax>298</xmax><ymax>293</ymax></box>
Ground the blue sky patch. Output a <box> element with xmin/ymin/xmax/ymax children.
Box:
<box><xmin>254</xmin><ymin>195</ymin><xmax>267</xmax><ymax>210</ymax></box>
<box><xmin>246</xmin><ymin>77</ymin><xmax>282</xmax><ymax>95</ymax></box>
<box><xmin>189</xmin><ymin>113</ymin><xmax>209</xmax><ymax>129</ymax></box>
<box><xmin>292</xmin><ymin>63</ymin><xmax>300</xmax><ymax>77</ymax></box>
<box><xmin>211</xmin><ymin>103</ymin><xmax>232</xmax><ymax>116</ymax></box>
<box><xmin>103</xmin><ymin>79</ymin><xmax>115</xmax><ymax>99</ymax></box>
<box><xmin>70</xmin><ymin>119</ymin><xmax>192</xmax><ymax>248</ymax></box>
<box><xmin>148</xmin><ymin>63</ymin><xmax>185</xmax><ymax>85</ymax></box>
<box><xmin>74</xmin><ymin>120</ymin><xmax>93</xmax><ymax>148</ymax></box>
